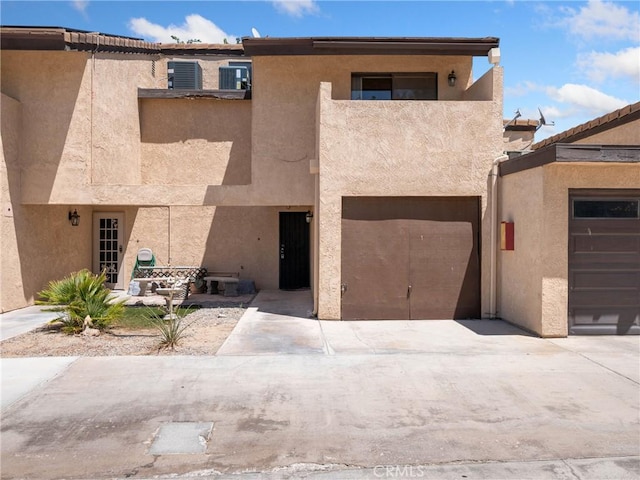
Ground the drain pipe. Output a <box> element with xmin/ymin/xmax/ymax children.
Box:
<box><xmin>489</xmin><ymin>153</ymin><xmax>509</xmax><ymax>319</ymax></box>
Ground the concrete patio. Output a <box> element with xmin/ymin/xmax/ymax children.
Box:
<box><xmin>1</xmin><ymin>290</ymin><xmax>638</xmax><ymax>479</ymax></box>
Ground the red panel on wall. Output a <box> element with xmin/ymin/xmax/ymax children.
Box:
<box><xmin>501</xmin><ymin>222</ymin><xmax>515</xmax><ymax>251</ymax></box>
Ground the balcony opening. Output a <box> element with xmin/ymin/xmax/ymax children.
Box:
<box><xmin>351</xmin><ymin>73</ymin><xmax>437</xmax><ymax>100</ymax></box>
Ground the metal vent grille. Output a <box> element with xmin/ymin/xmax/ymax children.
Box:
<box><xmin>167</xmin><ymin>61</ymin><xmax>203</xmax><ymax>90</ymax></box>
<box><xmin>219</xmin><ymin>66</ymin><xmax>250</xmax><ymax>90</ymax></box>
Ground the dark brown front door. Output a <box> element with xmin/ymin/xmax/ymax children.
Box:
<box><xmin>569</xmin><ymin>191</ymin><xmax>640</xmax><ymax>335</ymax></box>
<box><xmin>279</xmin><ymin>212</ymin><xmax>310</xmax><ymax>290</ymax></box>
<box><xmin>341</xmin><ymin>197</ymin><xmax>480</xmax><ymax>320</ymax></box>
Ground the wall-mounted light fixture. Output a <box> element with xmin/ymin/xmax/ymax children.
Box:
<box><xmin>448</xmin><ymin>70</ymin><xmax>457</xmax><ymax>87</ymax></box>
<box><xmin>68</xmin><ymin>209</ymin><xmax>80</xmax><ymax>227</ymax></box>
<box><xmin>305</xmin><ymin>210</ymin><xmax>314</xmax><ymax>224</ymax></box>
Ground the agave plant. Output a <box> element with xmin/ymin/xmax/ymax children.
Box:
<box><xmin>152</xmin><ymin>293</ymin><xmax>191</xmax><ymax>350</ymax></box>
<box><xmin>38</xmin><ymin>269</ymin><xmax>125</xmax><ymax>334</ymax></box>
<box><xmin>154</xmin><ymin>316</ymin><xmax>189</xmax><ymax>350</ymax></box>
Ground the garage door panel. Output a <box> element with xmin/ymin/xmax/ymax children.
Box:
<box><xmin>570</xmin><ymin>289</ymin><xmax>639</xmax><ymax>307</ymax></box>
<box><xmin>572</xmin><ymin>235</ymin><xmax>640</xmax><ymax>254</ymax></box>
<box><xmin>571</xmin><ymin>253</ymin><xmax>640</xmax><ymax>265</ymax></box>
<box><xmin>409</xmin><ymin>221</ymin><xmax>479</xmax><ymax>319</ymax></box>
<box><xmin>569</xmin><ymin>192</ymin><xmax>640</xmax><ymax>334</ymax></box>
<box><xmin>571</xmin><ymin>223</ymin><xmax>640</xmax><ymax>235</ymax></box>
<box><xmin>341</xmin><ymin>197</ymin><xmax>479</xmax><ymax>320</ymax></box>
<box><xmin>571</xmin><ymin>308</ymin><xmax>639</xmax><ymax>335</ymax></box>
<box><xmin>571</xmin><ymin>270</ymin><xmax>639</xmax><ymax>289</ymax></box>
<box><xmin>341</xmin><ymin>218</ymin><xmax>409</xmax><ymax>320</ymax></box>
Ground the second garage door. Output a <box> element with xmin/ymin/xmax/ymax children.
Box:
<box><xmin>569</xmin><ymin>191</ymin><xmax>640</xmax><ymax>334</ymax></box>
<box><xmin>341</xmin><ymin>196</ymin><xmax>480</xmax><ymax>320</ymax></box>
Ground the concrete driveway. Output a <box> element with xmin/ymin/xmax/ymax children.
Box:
<box><xmin>1</xmin><ymin>290</ymin><xmax>638</xmax><ymax>479</ymax></box>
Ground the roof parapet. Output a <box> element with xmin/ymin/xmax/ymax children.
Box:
<box><xmin>242</xmin><ymin>36</ymin><xmax>499</xmax><ymax>56</ymax></box>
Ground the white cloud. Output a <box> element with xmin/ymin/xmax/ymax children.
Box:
<box><xmin>71</xmin><ymin>0</ymin><xmax>88</xmax><ymax>13</ymax></box>
<box><xmin>561</xmin><ymin>0</ymin><xmax>640</xmax><ymax>42</ymax></box>
<box><xmin>504</xmin><ymin>81</ymin><xmax>544</xmax><ymax>98</ymax></box>
<box><xmin>128</xmin><ymin>14</ymin><xmax>234</xmax><ymax>44</ymax></box>
<box><xmin>271</xmin><ymin>0</ymin><xmax>319</xmax><ymax>18</ymax></box>
<box><xmin>546</xmin><ymin>83</ymin><xmax>629</xmax><ymax>116</ymax></box>
<box><xmin>577</xmin><ymin>46</ymin><xmax>640</xmax><ymax>83</ymax></box>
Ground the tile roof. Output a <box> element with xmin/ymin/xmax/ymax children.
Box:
<box><xmin>1</xmin><ymin>27</ymin><xmax>499</xmax><ymax>58</ymax></box>
<box><xmin>503</xmin><ymin>119</ymin><xmax>539</xmax><ymax>131</ymax></box>
<box><xmin>533</xmin><ymin>102</ymin><xmax>640</xmax><ymax>150</ymax></box>
<box><xmin>0</xmin><ymin>26</ymin><xmax>245</xmax><ymax>55</ymax></box>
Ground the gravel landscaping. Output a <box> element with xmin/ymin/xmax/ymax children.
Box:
<box><xmin>0</xmin><ymin>307</ymin><xmax>246</xmax><ymax>357</ymax></box>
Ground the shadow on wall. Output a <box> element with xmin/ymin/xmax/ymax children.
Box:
<box><xmin>6</xmin><ymin>206</ymin><xmax>92</xmax><ymax>309</ymax></box>
<box><xmin>139</xmin><ymin>99</ymin><xmax>251</xmax><ymax>186</ymax></box>
<box><xmin>165</xmin><ymin>206</ymin><xmax>281</xmax><ymax>292</ymax></box>
<box><xmin>1</xmin><ymin>52</ymin><xmax>86</xmax><ymax>309</ymax></box>
<box><xmin>2</xmin><ymin>51</ymin><xmax>86</xmax><ymax>204</ymax></box>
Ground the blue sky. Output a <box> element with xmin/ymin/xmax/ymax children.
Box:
<box><xmin>1</xmin><ymin>0</ymin><xmax>638</xmax><ymax>141</ymax></box>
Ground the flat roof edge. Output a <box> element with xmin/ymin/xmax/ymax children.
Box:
<box><xmin>138</xmin><ymin>88</ymin><xmax>251</xmax><ymax>100</ymax></box>
<box><xmin>243</xmin><ymin>36</ymin><xmax>499</xmax><ymax>56</ymax></box>
<box><xmin>500</xmin><ymin>144</ymin><xmax>640</xmax><ymax>176</ymax></box>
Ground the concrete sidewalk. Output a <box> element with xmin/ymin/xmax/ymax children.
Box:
<box><xmin>1</xmin><ymin>290</ymin><xmax>639</xmax><ymax>479</ymax></box>
<box><xmin>0</xmin><ymin>305</ymin><xmax>62</xmax><ymax>341</ymax></box>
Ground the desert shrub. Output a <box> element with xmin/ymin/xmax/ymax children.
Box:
<box><xmin>152</xmin><ymin>298</ymin><xmax>195</xmax><ymax>350</ymax></box>
<box><xmin>38</xmin><ymin>269</ymin><xmax>125</xmax><ymax>334</ymax></box>
<box><xmin>154</xmin><ymin>316</ymin><xmax>189</xmax><ymax>350</ymax></box>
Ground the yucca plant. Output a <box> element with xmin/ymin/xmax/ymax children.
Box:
<box><xmin>38</xmin><ymin>269</ymin><xmax>125</xmax><ymax>334</ymax></box>
<box><xmin>151</xmin><ymin>291</ymin><xmax>192</xmax><ymax>350</ymax></box>
<box><xmin>154</xmin><ymin>316</ymin><xmax>189</xmax><ymax>350</ymax></box>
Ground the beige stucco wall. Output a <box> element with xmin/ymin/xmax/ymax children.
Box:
<box><xmin>120</xmin><ymin>205</ymin><xmax>287</xmax><ymax>290</ymax></box>
<box><xmin>1</xmin><ymin>92</ymin><xmax>23</xmax><ymax>311</ymax></box>
<box><xmin>2</xmin><ymin>50</ymin><xmax>255</xmax><ymax>206</ymax></box>
<box><xmin>316</xmin><ymin>65</ymin><xmax>504</xmax><ymax>319</ymax></box>
<box><xmin>503</xmin><ymin>130</ymin><xmax>535</xmax><ymax>152</ymax></box>
<box><xmin>1</xmin><ymin>51</ymin><xmax>158</xmax><ymax>203</ymax></box>
<box><xmin>2</xmin><ymin>48</ymin><xmax>498</xmax><ymax>312</ymax></box>
<box><xmin>0</xmin><ymin>95</ymin><xmax>78</xmax><ymax>311</ymax></box>
<box><xmin>0</xmin><ymin>50</ymin><xmax>262</xmax><ymax>310</ymax></box>
<box><xmin>498</xmin><ymin>167</ymin><xmax>544</xmax><ymax>334</ymax></box>
<box><xmin>574</xmin><ymin>119</ymin><xmax>640</xmax><ymax>145</ymax></box>
<box><xmin>499</xmin><ymin>162</ymin><xmax>640</xmax><ymax>337</ymax></box>
<box><xmin>140</xmin><ymin>99</ymin><xmax>251</xmax><ymax>186</ymax></box>
<box><xmin>1</xmin><ymin>51</ymin><xmax>93</xmax><ymax>205</ymax></box>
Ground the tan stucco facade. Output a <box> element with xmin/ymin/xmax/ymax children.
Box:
<box><xmin>499</xmin><ymin>117</ymin><xmax>640</xmax><ymax>337</ymax></box>
<box><xmin>316</xmin><ymin>66</ymin><xmax>504</xmax><ymax>318</ymax></box>
<box><xmin>1</xmin><ymin>41</ymin><xmax>504</xmax><ymax>312</ymax></box>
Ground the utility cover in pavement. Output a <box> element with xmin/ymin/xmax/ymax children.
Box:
<box><xmin>149</xmin><ymin>422</ymin><xmax>213</xmax><ymax>454</ymax></box>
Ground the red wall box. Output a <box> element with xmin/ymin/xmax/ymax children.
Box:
<box><xmin>501</xmin><ymin>222</ymin><xmax>515</xmax><ymax>250</ymax></box>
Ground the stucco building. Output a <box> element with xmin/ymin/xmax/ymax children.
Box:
<box><xmin>1</xmin><ymin>26</ymin><xmax>637</xmax><ymax>336</ymax></box>
<box><xmin>498</xmin><ymin>103</ymin><xmax>640</xmax><ymax>336</ymax></box>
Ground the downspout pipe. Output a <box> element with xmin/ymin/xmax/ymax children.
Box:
<box><xmin>489</xmin><ymin>154</ymin><xmax>509</xmax><ymax>319</ymax></box>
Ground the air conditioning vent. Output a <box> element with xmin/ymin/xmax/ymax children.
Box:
<box><xmin>167</xmin><ymin>61</ymin><xmax>203</xmax><ymax>90</ymax></box>
<box><xmin>219</xmin><ymin>66</ymin><xmax>250</xmax><ymax>90</ymax></box>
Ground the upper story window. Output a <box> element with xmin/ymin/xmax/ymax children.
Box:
<box><xmin>351</xmin><ymin>73</ymin><xmax>437</xmax><ymax>100</ymax></box>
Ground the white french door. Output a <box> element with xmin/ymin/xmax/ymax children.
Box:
<box><xmin>93</xmin><ymin>212</ymin><xmax>125</xmax><ymax>289</ymax></box>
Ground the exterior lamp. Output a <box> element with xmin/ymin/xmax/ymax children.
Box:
<box><xmin>448</xmin><ymin>70</ymin><xmax>457</xmax><ymax>87</ymax></box>
<box><xmin>305</xmin><ymin>210</ymin><xmax>314</xmax><ymax>223</ymax></box>
<box><xmin>69</xmin><ymin>209</ymin><xmax>80</xmax><ymax>227</ymax></box>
